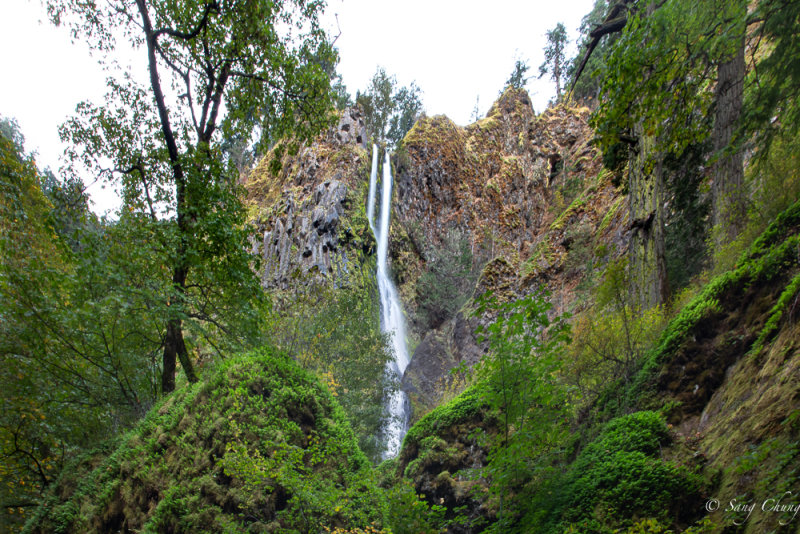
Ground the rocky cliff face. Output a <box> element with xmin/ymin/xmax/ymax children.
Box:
<box><xmin>391</xmin><ymin>88</ymin><xmax>628</xmax><ymax>418</ymax></box>
<box><xmin>242</xmin><ymin>91</ymin><xmax>629</xmax><ymax>424</ymax></box>
<box><xmin>244</xmin><ymin>109</ymin><xmax>373</xmax><ymax>290</ymax></box>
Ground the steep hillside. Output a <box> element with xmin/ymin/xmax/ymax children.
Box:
<box><xmin>24</xmin><ymin>349</ymin><xmax>384</xmax><ymax>533</ymax></box>
<box><xmin>396</xmin><ymin>200</ymin><xmax>800</xmax><ymax>533</ymax></box>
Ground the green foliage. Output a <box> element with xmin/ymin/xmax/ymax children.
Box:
<box><xmin>505</xmin><ymin>59</ymin><xmax>531</xmax><ymax>90</ymax></box>
<box><xmin>662</xmin><ymin>141</ymin><xmax>711</xmax><ymax>292</ymax></box>
<box><xmin>741</xmin><ymin>0</ymin><xmax>800</xmax><ymax>152</ymax></box>
<box><xmin>567</xmin><ymin>258</ymin><xmax>669</xmax><ymax>401</ymax></box>
<box><xmin>713</xmin><ymin>125</ymin><xmax>800</xmax><ymax>276</ymax></box>
<box><xmin>24</xmin><ymin>348</ymin><xmax>386</xmax><ymax>533</ymax></box>
<box><xmin>386</xmin><ymin>480</ymin><xmax>448</xmax><ymax>534</ymax></box>
<box><xmin>593</xmin><ymin>0</ymin><xmax>737</xmax><ymax>157</ymax></box>
<box><xmin>733</xmin><ymin>411</ymin><xmax>800</xmax><ymax>525</ymax></box>
<box><xmin>566</xmin><ymin>0</ymin><xmax>615</xmax><ymax>103</ymax></box>
<box><xmin>0</xmin><ymin>124</ymin><xmax>165</xmax><ymax>531</ymax></box>
<box><xmin>0</xmin><ymin>127</ymin><xmax>66</xmax><ymax>532</ymax></box>
<box><xmin>539</xmin><ymin>22</ymin><xmax>568</xmax><ymax>99</ymax></box>
<box><xmin>471</xmin><ymin>291</ymin><xmax>575</xmax><ymax>532</ymax></box>
<box><xmin>39</xmin><ymin>169</ymin><xmax>91</xmax><ymax>248</ymax></box>
<box><xmin>620</xmin><ymin>200</ymin><xmax>800</xmax><ymax>409</ymax></box>
<box><xmin>268</xmin><ymin>271</ymin><xmax>394</xmax><ymax>463</ymax></box>
<box><xmin>751</xmin><ymin>272</ymin><xmax>800</xmax><ymax>355</ymax></box>
<box><xmin>415</xmin><ymin>227</ymin><xmax>479</xmax><ymax>329</ymax></box>
<box><xmin>47</xmin><ymin>0</ymin><xmax>336</xmax><ymax>391</ymax></box>
<box><xmin>402</xmin><ymin>387</ymin><xmax>486</xmax><ymax>452</ymax></box>
<box><xmin>554</xmin><ymin>412</ymin><xmax>702</xmax><ymax>533</ymax></box>
<box><xmin>355</xmin><ymin>67</ymin><xmax>423</xmax><ymax>147</ymax></box>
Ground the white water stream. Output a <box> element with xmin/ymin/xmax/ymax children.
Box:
<box><xmin>368</xmin><ymin>145</ymin><xmax>411</xmax><ymax>458</ymax></box>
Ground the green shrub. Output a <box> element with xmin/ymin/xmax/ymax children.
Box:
<box><xmin>553</xmin><ymin>412</ymin><xmax>702</xmax><ymax>533</ymax></box>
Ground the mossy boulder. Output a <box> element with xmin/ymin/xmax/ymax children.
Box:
<box><xmin>25</xmin><ymin>348</ymin><xmax>385</xmax><ymax>533</ymax></box>
<box><xmin>397</xmin><ymin>387</ymin><xmax>497</xmax><ymax>533</ymax></box>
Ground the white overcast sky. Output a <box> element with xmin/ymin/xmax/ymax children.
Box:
<box><xmin>1</xmin><ymin>0</ymin><xmax>594</xmax><ymax>213</ymax></box>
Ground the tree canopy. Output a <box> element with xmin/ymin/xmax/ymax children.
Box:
<box><xmin>356</xmin><ymin>66</ymin><xmax>424</xmax><ymax>147</ymax></box>
<box><xmin>47</xmin><ymin>0</ymin><xmax>338</xmax><ymax>392</ymax></box>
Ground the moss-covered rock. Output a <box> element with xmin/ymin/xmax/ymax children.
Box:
<box><xmin>396</xmin><ymin>387</ymin><xmax>496</xmax><ymax>533</ymax></box>
<box><xmin>244</xmin><ymin>109</ymin><xmax>373</xmax><ymax>290</ymax></box>
<box><xmin>25</xmin><ymin>348</ymin><xmax>385</xmax><ymax>534</ymax></box>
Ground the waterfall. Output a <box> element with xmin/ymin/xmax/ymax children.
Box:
<box><xmin>367</xmin><ymin>144</ymin><xmax>379</xmax><ymax>234</ymax></box>
<box><xmin>368</xmin><ymin>145</ymin><xmax>411</xmax><ymax>458</ymax></box>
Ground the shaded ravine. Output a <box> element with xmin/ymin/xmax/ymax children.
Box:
<box><xmin>368</xmin><ymin>145</ymin><xmax>411</xmax><ymax>458</ymax></box>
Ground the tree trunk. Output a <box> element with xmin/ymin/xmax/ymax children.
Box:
<box><xmin>137</xmin><ymin>0</ymin><xmax>199</xmax><ymax>393</ymax></box>
<box><xmin>628</xmin><ymin>124</ymin><xmax>669</xmax><ymax>309</ymax></box>
<box><xmin>161</xmin><ymin>265</ymin><xmax>198</xmax><ymax>393</ymax></box>
<box><xmin>712</xmin><ymin>37</ymin><xmax>746</xmax><ymax>247</ymax></box>
<box><xmin>161</xmin><ymin>319</ymin><xmax>178</xmax><ymax>393</ymax></box>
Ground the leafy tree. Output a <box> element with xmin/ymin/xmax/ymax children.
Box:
<box><xmin>472</xmin><ymin>291</ymin><xmax>574</xmax><ymax>532</ymax></box>
<box><xmin>587</xmin><ymin>0</ymin><xmax>790</xmax><ymax>289</ymax></box>
<box><xmin>40</xmin><ymin>170</ymin><xmax>91</xmax><ymax>248</ymax></box>
<box><xmin>566</xmin><ymin>258</ymin><xmax>668</xmax><ymax>401</ymax></box>
<box><xmin>356</xmin><ymin>67</ymin><xmax>423</xmax><ymax>146</ymax></box>
<box><xmin>539</xmin><ymin>23</ymin><xmax>568</xmax><ymax>100</ymax></box>
<box><xmin>387</xmin><ymin>82</ymin><xmax>424</xmax><ymax>146</ymax></box>
<box><xmin>47</xmin><ymin>0</ymin><xmax>337</xmax><ymax>392</ymax></box>
<box><xmin>357</xmin><ymin>68</ymin><xmax>395</xmax><ymax>144</ymax></box>
<box><xmin>0</xmin><ymin>120</ymin><xmax>65</xmax><ymax>532</ymax></box>
<box><xmin>505</xmin><ymin>59</ymin><xmax>530</xmax><ymax>90</ymax></box>
<box><xmin>332</xmin><ymin>73</ymin><xmax>353</xmax><ymax>110</ymax></box>
<box><xmin>742</xmin><ymin>0</ymin><xmax>800</xmax><ymax>152</ymax></box>
<box><xmin>588</xmin><ymin>0</ymin><xmax>719</xmax><ymax>306</ymax></box>
<box><xmin>1</xmin><ymin>121</ymin><xmax>160</xmax><ymax>530</ymax></box>
<box><xmin>0</xmin><ymin>117</ymin><xmax>25</xmax><ymax>153</ymax></box>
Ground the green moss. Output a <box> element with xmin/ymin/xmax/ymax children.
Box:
<box><xmin>404</xmin><ymin>115</ymin><xmax>464</xmax><ymax>148</ymax></box>
<box><xmin>620</xmin><ymin>205</ymin><xmax>800</xmax><ymax>408</ymax></box>
<box><xmin>521</xmin><ymin>240</ymin><xmax>556</xmax><ymax>279</ymax></box>
<box><xmin>550</xmin><ymin>195</ymin><xmax>587</xmax><ymax>231</ymax></box>
<box><xmin>25</xmin><ymin>348</ymin><xmax>385</xmax><ymax>534</ymax></box>
<box><xmin>402</xmin><ymin>386</ymin><xmax>485</xmax><ymax>453</ymax></box>
<box><xmin>598</xmin><ymin>195</ymin><xmax>625</xmax><ymax>233</ymax></box>
<box><xmin>739</xmin><ymin>199</ymin><xmax>800</xmax><ymax>264</ymax></box>
<box><xmin>751</xmin><ymin>272</ymin><xmax>800</xmax><ymax>355</ymax></box>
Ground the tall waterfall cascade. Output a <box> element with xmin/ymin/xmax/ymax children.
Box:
<box><xmin>368</xmin><ymin>145</ymin><xmax>411</xmax><ymax>458</ymax></box>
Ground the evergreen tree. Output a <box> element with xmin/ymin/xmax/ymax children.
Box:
<box><xmin>506</xmin><ymin>59</ymin><xmax>530</xmax><ymax>90</ymax></box>
<box><xmin>539</xmin><ymin>23</ymin><xmax>568</xmax><ymax>100</ymax></box>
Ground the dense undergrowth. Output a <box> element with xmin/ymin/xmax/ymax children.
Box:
<box><xmin>393</xmin><ymin>195</ymin><xmax>800</xmax><ymax>533</ymax></box>
<box><xmin>24</xmin><ymin>349</ymin><xmax>385</xmax><ymax>533</ymax></box>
